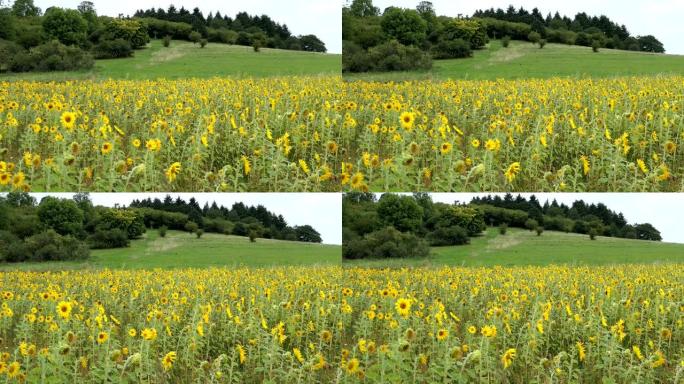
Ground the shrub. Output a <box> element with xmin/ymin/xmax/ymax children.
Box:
<box><xmin>432</xmin><ymin>38</ymin><xmax>472</xmax><ymax>59</ymax></box>
<box><xmin>253</xmin><ymin>42</ymin><xmax>261</xmax><ymax>52</ymax></box>
<box><xmin>94</xmin><ymin>39</ymin><xmax>133</xmax><ymax>59</ymax></box>
<box><xmin>249</xmin><ymin>231</ymin><xmax>257</xmax><ymax>242</ymax></box>
<box><xmin>343</xmin><ymin>227</ymin><xmax>430</xmax><ymax>259</ymax></box>
<box><xmin>428</xmin><ymin>225</ymin><xmax>469</xmax><ymax>246</ymax></box>
<box><xmin>524</xmin><ymin>219</ymin><xmax>539</xmax><ymax>231</ymax></box>
<box><xmin>528</xmin><ymin>31</ymin><xmax>541</xmax><ymax>44</ymax></box>
<box><xmin>88</xmin><ymin>229</ymin><xmax>130</xmax><ymax>249</ymax></box>
<box><xmin>22</xmin><ymin>230</ymin><xmax>89</xmax><ymax>262</ymax></box>
<box><xmin>189</xmin><ymin>31</ymin><xmax>202</xmax><ymax>44</ymax></box>
<box><xmin>163</xmin><ymin>35</ymin><xmax>171</xmax><ymax>47</ymax></box>
<box><xmin>499</xmin><ymin>223</ymin><xmax>508</xmax><ymax>235</ymax></box>
<box><xmin>97</xmin><ymin>208</ymin><xmax>146</xmax><ymax>239</ymax></box>
<box><xmin>538</xmin><ymin>39</ymin><xmax>547</xmax><ymax>49</ymax></box>
<box><xmin>502</xmin><ymin>36</ymin><xmax>511</xmax><ymax>48</ymax></box>
<box><xmin>11</xmin><ymin>40</ymin><xmax>94</xmax><ymax>73</ymax></box>
<box><xmin>141</xmin><ymin>18</ymin><xmax>192</xmax><ymax>40</ymax></box>
<box><xmin>200</xmin><ymin>39</ymin><xmax>207</xmax><ymax>48</ymax></box>
<box><xmin>196</xmin><ymin>229</ymin><xmax>204</xmax><ymax>239</ymax></box>
<box><xmin>0</xmin><ymin>231</ymin><xmax>20</xmax><ymax>262</ymax></box>
<box><xmin>367</xmin><ymin>40</ymin><xmax>432</xmax><ymax>72</ymax></box>
<box><xmin>0</xmin><ymin>40</ymin><xmax>24</xmax><ymax>72</ymax></box>
<box><xmin>536</xmin><ymin>227</ymin><xmax>544</xmax><ymax>236</ymax></box>
<box><xmin>185</xmin><ymin>221</ymin><xmax>199</xmax><ymax>233</ymax></box>
<box><xmin>592</xmin><ymin>40</ymin><xmax>601</xmax><ymax>52</ymax></box>
<box><xmin>203</xmin><ymin>218</ymin><xmax>233</xmax><ymax>235</ymax></box>
<box><xmin>159</xmin><ymin>225</ymin><xmax>168</xmax><ymax>238</ymax></box>
<box><xmin>589</xmin><ymin>229</ymin><xmax>598</xmax><ymax>240</ymax></box>
<box><xmin>37</xmin><ymin>197</ymin><xmax>84</xmax><ymax>237</ymax></box>
<box><xmin>101</xmin><ymin>19</ymin><xmax>149</xmax><ymax>49</ymax></box>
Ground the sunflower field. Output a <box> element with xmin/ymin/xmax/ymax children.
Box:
<box><xmin>0</xmin><ymin>265</ymin><xmax>682</xmax><ymax>383</ymax></box>
<box><xmin>1</xmin><ymin>76</ymin><xmax>683</xmax><ymax>192</ymax></box>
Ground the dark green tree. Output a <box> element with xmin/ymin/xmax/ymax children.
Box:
<box><xmin>42</xmin><ymin>7</ymin><xmax>88</xmax><ymax>46</ymax></box>
<box><xmin>37</xmin><ymin>197</ymin><xmax>84</xmax><ymax>237</ymax></box>
<box><xmin>380</xmin><ymin>7</ymin><xmax>427</xmax><ymax>46</ymax></box>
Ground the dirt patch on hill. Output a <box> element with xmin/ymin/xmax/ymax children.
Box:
<box><xmin>150</xmin><ymin>47</ymin><xmax>186</xmax><ymax>63</ymax></box>
<box><xmin>485</xmin><ymin>232</ymin><xmax>522</xmax><ymax>251</ymax></box>
<box><xmin>489</xmin><ymin>46</ymin><xmax>526</xmax><ymax>63</ymax></box>
<box><xmin>147</xmin><ymin>237</ymin><xmax>181</xmax><ymax>254</ymax></box>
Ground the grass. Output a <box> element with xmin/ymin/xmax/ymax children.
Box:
<box><xmin>1</xmin><ymin>230</ymin><xmax>341</xmax><ymax>271</ymax></box>
<box><xmin>346</xmin><ymin>228</ymin><xmax>684</xmax><ymax>268</ymax></box>
<box><xmin>344</xmin><ymin>40</ymin><xmax>684</xmax><ymax>81</ymax></box>
<box><xmin>0</xmin><ymin>39</ymin><xmax>341</xmax><ymax>81</ymax></box>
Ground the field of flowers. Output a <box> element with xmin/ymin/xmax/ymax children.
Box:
<box><xmin>0</xmin><ymin>265</ymin><xmax>681</xmax><ymax>383</ymax></box>
<box><xmin>1</xmin><ymin>76</ymin><xmax>683</xmax><ymax>192</ymax></box>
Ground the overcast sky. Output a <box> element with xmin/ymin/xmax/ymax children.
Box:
<box><xmin>32</xmin><ymin>0</ymin><xmax>342</xmax><ymax>53</ymax></box>
<box><xmin>369</xmin><ymin>0</ymin><xmax>684</xmax><ymax>55</ymax></box>
<box><xmin>29</xmin><ymin>193</ymin><xmax>342</xmax><ymax>245</ymax></box>
<box><xmin>425</xmin><ymin>193</ymin><xmax>683</xmax><ymax>244</ymax></box>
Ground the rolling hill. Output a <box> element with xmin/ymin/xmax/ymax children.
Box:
<box><xmin>347</xmin><ymin>228</ymin><xmax>684</xmax><ymax>268</ymax></box>
<box><xmin>0</xmin><ymin>39</ymin><xmax>341</xmax><ymax>81</ymax></box>
<box><xmin>345</xmin><ymin>40</ymin><xmax>684</xmax><ymax>81</ymax></box>
<box><xmin>1</xmin><ymin>230</ymin><xmax>341</xmax><ymax>271</ymax></box>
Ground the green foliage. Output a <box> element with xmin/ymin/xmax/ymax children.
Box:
<box><xmin>140</xmin><ymin>18</ymin><xmax>192</xmax><ymax>40</ymax></box>
<box><xmin>162</xmin><ymin>35</ymin><xmax>171</xmax><ymax>47</ymax></box>
<box><xmin>249</xmin><ymin>231</ymin><xmax>257</xmax><ymax>242</ymax></box>
<box><xmin>206</xmin><ymin>28</ymin><xmax>237</xmax><ymax>44</ymax></box>
<box><xmin>196</xmin><ymin>229</ymin><xmax>204</xmax><ymax>239</ymax></box>
<box><xmin>188</xmin><ymin>31</ymin><xmax>202</xmax><ymax>44</ymax></box>
<box><xmin>536</xmin><ymin>227</ymin><xmax>544</xmax><ymax>236</ymax></box>
<box><xmin>37</xmin><ymin>196</ymin><xmax>84</xmax><ymax>237</ymax></box>
<box><xmin>199</xmin><ymin>38</ymin><xmax>207</xmax><ymax>48</ymax></box>
<box><xmin>528</xmin><ymin>31</ymin><xmax>541</xmax><ymax>43</ymax></box>
<box><xmin>345</xmin><ymin>39</ymin><xmax>432</xmax><ymax>72</ymax></box>
<box><xmin>94</xmin><ymin>38</ymin><xmax>133</xmax><ymax>59</ymax></box>
<box><xmin>6</xmin><ymin>40</ymin><xmax>94</xmax><ymax>73</ymax></box>
<box><xmin>499</xmin><ymin>223</ymin><xmax>508</xmax><ymax>235</ymax></box>
<box><xmin>42</xmin><ymin>7</ymin><xmax>88</xmax><ymax>46</ymax></box>
<box><xmin>11</xmin><ymin>0</ymin><xmax>41</xmax><ymax>18</ymax></box>
<box><xmin>184</xmin><ymin>221</ymin><xmax>199</xmax><ymax>233</ymax></box>
<box><xmin>431</xmin><ymin>38</ymin><xmax>471</xmax><ymax>59</ymax></box>
<box><xmin>344</xmin><ymin>227</ymin><xmax>429</xmax><ymax>259</ymax></box>
<box><xmin>592</xmin><ymin>40</ymin><xmax>600</xmax><ymax>52</ymax></box>
<box><xmin>298</xmin><ymin>34</ymin><xmax>326</xmax><ymax>52</ymax></box>
<box><xmin>381</xmin><ymin>7</ymin><xmax>427</xmax><ymax>46</ymax></box>
<box><xmin>0</xmin><ymin>8</ymin><xmax>16</xmax><ymax>41</ymax></box>
<box><xmin>102</xmin><ymin>19</ymin><xmax>149</xmax><ymax>49</ymax></box>
<box><xmin>524</xmin><ymin>218</ymin><xmax>538</xmax><ymax>231</ymax></box>
<box><xmin>294</xmin><ymin>225</ymin><xmax>323</xmax><ymax>243</ymax></box>
<box><xmin>502</xmin><ymin>35</ymin><xmax>510</xmax><ymax>47</ymax></box>
<box><xmin>427</xmin><ymin>225</ymin><xmax>469</xmax><ymax>246</ymax></box>
<box><xmin>637</xmin><ymin>35</ymin><xmax>664</xmax><ymax>53</ymax></box>
<box><xmin>88</xmin><ymin>228</ymin><xmax>129</xmax><ymax>249</ymax></box>
<box><xmin>97</xmin><ymin>208</ymin><xmax>146</xmax><ymax>239</ymax></box>
<box><xmin>441</xmin><ymin>19</ymin><xmax>488</xmax><ymax>49</ymax></box>
<box><xmin>635</xmin><ymin>223</ymin><xmax>662</xmax><ymax>241</ymax></box>
<box><xmin>538</xmin><ymin>39</ymin><xmax>546</xmax><ymax>49</ymax></box>
<box><xmin>377</xmin><ymin>193</ymin><xmax>423</xmax><ymax>233</ymax></box>
<box><xmin>7</xmin><ymin>230</ymin><xmax>89</xmax><ymax>262</ymax></box>
<box><xmin>348</xmin><ymin>0</ymin><xmax>379</xmax><ymax>17</ymax></box>
<box><xmin>158</xmin><ymin>225</ymin><xmax>168</xmax><ymax>238</ymax></box>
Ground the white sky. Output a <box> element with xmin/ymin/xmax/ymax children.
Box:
<box><xmin>32</xmin><ymin>0</ymin><xmax>342</xmax><ymax>53</ymax></box>
<box><xmin>27</xmin><ymin>193</ymin><xmax>342</xmax><ymax>245</ymax></box>
<box><xmin>426</xmin><ymin>193</ymin><xmax>684</xmax><ymax>244</ymax></box>
<box><xmin>369</xmin><ymin>0</ymin><xmax>684</xmax><ymax>55</ymax></box>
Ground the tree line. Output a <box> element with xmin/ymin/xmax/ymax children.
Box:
<box><xmin>342</xmin><ymin>0</ymin><xmax>665</xmax><ymax>73</ymax></box>
<box><xmin>343</xmin><ymin>193</ymin><xmax>662</xmax><ymax>260</ymax></box>
<box><xmin>0</xmin><ymin>0</ymin><xmax>326</xmax><ymax>74</ymax></box>
<box><xmin>0</xmin><ymin>193</ymin><xmax>322</xmax><ymax>264</ymax></box>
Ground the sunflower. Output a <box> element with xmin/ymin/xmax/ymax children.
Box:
<box><xmin>101</xmin><ymin>142</ymin><xmax>113</xmax><ymax>155</ymax></box>
<box><xmin>241</xmin><ymin>156</ymin><xmax>251</xmax><ymax>175</ymax></box>
<box><xmin>60</xmin><ymin>111</ymin><xmax>76</xmax><ymax>129</ymax></box>
<box><xmin>96</xmin><ymin>332</ymin><xmax>108</xmax><ymax>344</ymax></box>
<box><xmin>0</xmin><ymin>173</ymin><xmax>10</xmax><ymax>185</ymax></box>
<box><xmin>161</xmin><ymin>351</ymin><xmax>176</xmax><ymax>371</ymax></box>
<box><xmin>321</xmin><ymin>330</ymin><xmax>332</xmax><ymax>343</ymax></box>
<box><xmin>437</xmin><ymin>329</ymin><xmax>449</xmax><ymax>341</ymax></box>
<box><xmin>344</xmin><ymin>358</ymin><xmax>360</xmax><ymax>374</ymax></box>
<box><xmin>395</xmin><ymin>298</ymin><xmax>411</xmax><ymax>317</ymax></box>
<box><xmin>576</xmin><ymin>341</ymin><xmax>586</xmax><ymax>362</ymax></box>
<box><xmin>11</xmin><ymin>172</ymin><xmax>25</xmax><ymax>189</ymax></box>
<box><xmin>664</xmin><ymin>141</ymin><xmax>676</xmax><ymax>154</ymax></box>
<box><xmin>326</xmin><ymin>140</ymin><xmax>338</xmax><ymax>154</ymax></box>
<box><xmin>504</xmin><ymin>162</ymin><xmax>521</xmax><ymax>183</ymax></box>
<box><xmin>399</xmin><ymin>112</ymin><xmax>415</xmax><ymax>129</ymax></box>
<box><xmin>56</xmin><ymin>301</ymin><xmax>72</xmax><ymax>319</ymax></box>
<box><xmin>7</xmin><ymin>361</ymin><xmax>20</xmax><ymax>378</ymax></box>
<box><xmin>350</xmin><ymin>172</ymin><xmax>365</xmax><ymax>190</ymax></box>
<box><xmin>501</xmin><ymin>348</ymin><xmax>516</xmax><ymax>369</ymax></box>
<box><xmin>165</xmin><ymin>162</ymin><xmax>182</xmax><ymax>183</ymax></box>
<box><xmin>132</xmin><ymin>139</ymin><xmax>141</xmax><ymax>148</ymax></box>
<box><xmin>440</xmin><ymin>142</ymin><xmax>452</xmax><ymax>155</ymax></box>
<box><xmin>236</xmin><ymin>344</ymin><xmax>246</xmax><ymax>365</ymax></box>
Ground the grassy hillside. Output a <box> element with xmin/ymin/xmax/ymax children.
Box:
<box><xmin>345</xmin><ymin>40</ymin><xmax>684</xmax><ymax>81</ymax></box>
<box><xmin>1</xmin><ymin>39</ymin><xmax>341</xmax><ymax>81</ymax></box>
<box><xmin>1</xmin><ymin>230</ymin><xmax>341</xmax><ymax>271</ymax></box>
<box><xmin>347</xmin><ymin>228</ymin><xmax>684</xmax><ymax>268</ymax></box>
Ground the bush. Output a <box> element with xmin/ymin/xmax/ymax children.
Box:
<box><xmin>538</xmin><ymin>39</ymin><xmax>547</xmax><ymax>49</ymax></box>
<box><xmin>536</xmin><ymin>227</ymin><xmax>544</xmax><ymax>236</ymax></box>
<box><xmin>94</xmin><ymin>39</ymin><xmax>133</xmax><ymax>59</ymax></box>
<box><xmin>97</xmin><ymin>208</ymin><xmax>146</xmax><ymax>239</ymax></box>
<box><xmin>163</xmin><ymin>35</ymin><xmax>171</xmax><ymax>47</ymax></box>
<box><xmin>0</xmin><ymin>230</ymin><xmax>20</xmax><ymax>262</ymax></box>
<box><xmin>189</xmin><ymin>31</ymin><xmax>202</xmax><ymax>44</ymax></box>
<box><xmin>203</xmin><ymin>218</ymin><xmax>233</xmax><ymax>235</ymax></box>
<box><xmin>249</xmin><ymin>231</ymin><xmax>257</xmax><ymax>242</ymax></box>
<box><xmin>432</xmin><ymin>38</ymin><xmax>472</xmax><ymax>59</ymax></box>
<box><xmin>589</xmin><ymin>229</ymin><xmax>598</xmax><ymax>240</ymax></box>
<box><xmin>528</xmin><ymin>31</ymin><xmax>541</xmax><ymax>44</ymax></box>
<box><xmin>21</xmin><ymin>230</ymin><xmax>89</xmax><ymax>262</ymax></box>
<box><xmin>367</xmin><ymin>40</ymin><xmax>432</xmax><ymax>72</ymax></box>
<box><xmin>10</xmin><ymin>40</ymin><xmax>94</xmax><ymax>73</ymax></box>
<box><xmin>428</xmin><ymin>225</ymin><xmax>469</xmax><ymax>246</ymax></box>
<box><xmin>200</xmin><ymin>39</ymin><xmax>207</xmax><ymax>48</ymax></box>
<box><xmin>101</xmin><ymin>19</ymin><xmax>149</xmax><ymax>49</ymax></box>
<box><xmin>253</xmin><ymin>42</ymin><xmax>261</xmax><ymax>52</ymax></box>
<box><xmin>0</xmin><ymin>40</ymin><xmax>24</xmax><ymax>72</ymax></box>
<box><xmin>524</xmin><ymin>219</ymin><xmax>538</xmax><ymax>231</ymax></box>
<box><xmin>88</xmin><ymin>229</ymin><xmax>130</xmax><ymax>249</ymax></box>
<box><xmin>499</xmin><ymin>223</ymin><xmax>508</xmax><ymax>235</ymax></box>
<box><xmin>185</xmin><ymin>221</ymin><xmax>199</xmax><ymax>233</ymax></box>
<box><xmin>343</xmin><ymin>227</ymin><xmax>430</xmax><ymax>259</ymax></box>
<box><xmin>196</xmin><ymin>229</ymin><xmax>204</xmax><ymax>239</ymax></box>
<box><xmin>159</xmin><ymin>225</ymin><xmax>168</xmax><ymax>238</ymax></box>
<box><xmin>592</xmin><ymin>40</ymin><xmax>601</xmax><ymax>52</ymax></box>
<box><xmin>502</xmin><ymin>36</ymin><xmax>511</xmax><ymax>48</ymax></box>
<box><xmin>141</xmin><ymin>18</ymin><xmax>192</xmax><ymax>40</ymax></box>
